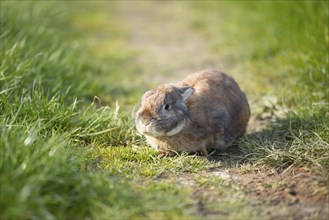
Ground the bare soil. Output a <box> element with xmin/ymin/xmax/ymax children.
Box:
<box><xmin>208</xmin><ymin>167</ymin><xmax>329</xmax><ymax>219</ymax></box>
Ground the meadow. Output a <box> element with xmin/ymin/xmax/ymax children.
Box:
<box><xmin>1</xmin><ymin>1</ymin><xmax>328</xmax><ymax>219</ymax></box>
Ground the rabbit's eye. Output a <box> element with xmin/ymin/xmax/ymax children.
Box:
<box><xmin>164</xmin><ymin>103</ymin><xmax>171</xmax><ymax>111</ymax></box>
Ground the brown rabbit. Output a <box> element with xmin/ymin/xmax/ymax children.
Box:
<box><xmin>135</xmin><ymin>69</ymin><xmax>250</xmax><ymax>156</ymax></box>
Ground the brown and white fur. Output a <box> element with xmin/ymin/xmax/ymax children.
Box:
<box><xmin>135</xmin><ymin>69</ymin><xmax>250</xmax><ymax>156</ymax></box>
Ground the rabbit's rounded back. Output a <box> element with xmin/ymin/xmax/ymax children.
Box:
<box><xmin>136</xmin><ymin>69</ymin><xmax>250</xmax><ymax>155</ymax></box>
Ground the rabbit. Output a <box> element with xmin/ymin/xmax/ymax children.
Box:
<box><xmin>135</xmin><ymin>69</ymin><xmax>250</xmax><ymax>156</ymax></box>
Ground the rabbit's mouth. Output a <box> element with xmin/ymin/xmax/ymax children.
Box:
<box><xmin>136</xmin><ymin>118</ymin><xmax>186</xmax><ymax>137</ymax></box>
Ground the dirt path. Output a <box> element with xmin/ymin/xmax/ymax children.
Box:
<box><xmin>114</xmin><ymin>2</ymin><xmax>328</xmax><ymax>218</ymax></box>
<box><xmin>115</xmin><ymin>2</ymin><xmax>221</xmax><ymax>85</ymax></box>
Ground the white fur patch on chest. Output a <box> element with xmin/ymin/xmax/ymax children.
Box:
<box><xmin>166</xmin><ymin>119</ymin><xmax>186</xmax><ymax>136</ymax></box>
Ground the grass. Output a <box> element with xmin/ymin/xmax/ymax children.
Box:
<box><xmin>1</xmin><ymin>1</ymin><xmax>328</xmax><ymax>219</ymax></box>
<box><xmin>191</xmin><ymin>1</ymin><xmax>328</xmax><ymax>111</ymax></box>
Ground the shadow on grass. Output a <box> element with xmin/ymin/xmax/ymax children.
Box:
<box><xmin>208</xmin><ymin>107</ymin><xmax>328</xmax><ymax>171</ymax></box>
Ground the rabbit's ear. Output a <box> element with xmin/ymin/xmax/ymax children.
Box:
<box><xmin>180</xmin><ymin>86</ymin><xmax>194</xmax><ymax>101</ymax></box>
<box><xmin>141</xmin><ymin>90</ymin><xmax>154</xmax><ymax>102</ymax></box>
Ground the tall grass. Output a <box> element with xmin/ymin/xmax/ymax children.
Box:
<box><xmin>0</xmin><ymin>2</ymin><xmax>141</xmax><ymax>219</ymax></box>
